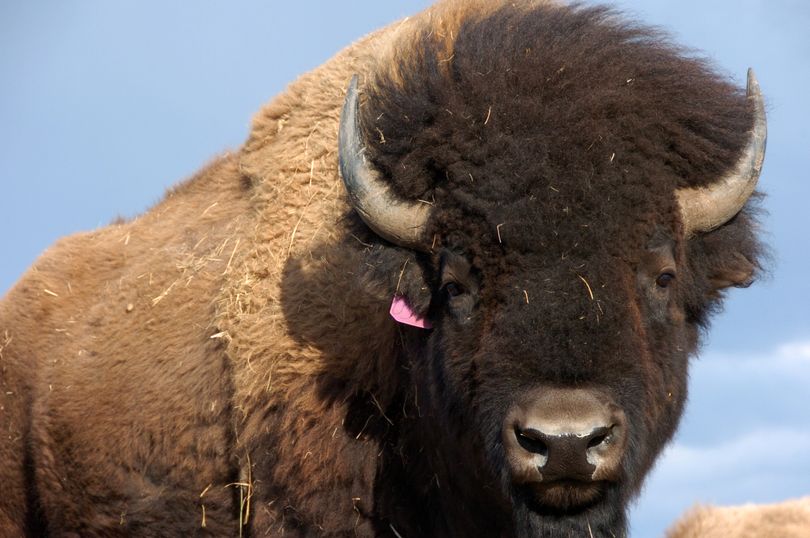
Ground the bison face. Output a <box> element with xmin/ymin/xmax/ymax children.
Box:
<box><xmin>417</xmin><ymin>240</ymin><xmax>692</xmax><ymax>533</ymax></box>
<box><xmin>335</xmin><ymin>5</ymin><xmax>766</xmax><ymax>536</ymax></box>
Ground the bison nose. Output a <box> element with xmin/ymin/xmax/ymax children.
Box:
<box><xmin>503</xmin><ymin>387</ymin><xmax>627</xmax><ymax>485</ymax></box>
<box><xmin>513</xmin><ymin>424</ymin><xmax>617</xmax><ymax>482</ymax></box>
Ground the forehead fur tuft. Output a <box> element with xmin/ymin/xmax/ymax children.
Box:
<box><xmin>361</xmin><ymin>1</ymin><xmax>753</xmax><ymax>255</ymax></box>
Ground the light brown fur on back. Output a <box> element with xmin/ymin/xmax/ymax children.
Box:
<box><xmin>667</xmin><ymin>497</ymin><xmax>810</xmax><ymax>538</ymax></box>
<box><xmin>1</xmin><ymin>1</ymin><xmax>527</xmax><ymax>534</ymax></box>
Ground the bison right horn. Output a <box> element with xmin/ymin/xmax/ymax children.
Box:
<box><xmin>338</xmin><ymin>75</ymin><xmax>432</xmax><ymax>250</ymax></box>
<box><xmin>676</xmin><ymin>68</ymin><xmax>767</xmax><ymax>236</ymax></box>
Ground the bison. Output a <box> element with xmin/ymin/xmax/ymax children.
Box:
<box><xmin>0</xmin><ymin>0</ymin><xmax>767</xmax><ymax>536</ymax></box>
<box><xmin>666</xmin><ymin>497</ymin><xmax>810</xmax><ymax>538</ymax></box>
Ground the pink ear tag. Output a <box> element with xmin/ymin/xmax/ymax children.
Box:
<box><xmin>390</xmin><ymin>296</ymin><xmax>432</xmax><ymax>329</ymax></box>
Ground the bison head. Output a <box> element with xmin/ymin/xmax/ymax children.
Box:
<box><xmin>336</xmin><ymin>4</ymin><xmax>766</xmax><ymax>536</ymax></box>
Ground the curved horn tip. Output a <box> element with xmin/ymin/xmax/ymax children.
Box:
<box><xmin>746</xmin><ymin>68</ymin><xmax>760</xmax><ymax>95</ymax></box>
<box><xmin>346</xmin><ymin>74</ymin><xmax>359</xmax><ymax>99</ymax></box>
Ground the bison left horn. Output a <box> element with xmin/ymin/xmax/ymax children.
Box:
<box><xmin>677</xmin><ymin>68</ymin><xmax>767</xmax><ymax>236</ymax></box>
<box><xmin>338</xmin><ymin>75</ymin><xmax>432</xmax><ymax>250</ymax></box>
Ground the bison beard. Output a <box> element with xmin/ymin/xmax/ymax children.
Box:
<box><xmin>0</xmin><ymin>1</ymin><xmax>766</xmax><ymax>537</ymax></box>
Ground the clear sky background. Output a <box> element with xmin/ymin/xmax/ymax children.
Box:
<box><xmin>1</xmin><ymin>1</ymin><xmax>807</xmax><ymax>536</ymax></box>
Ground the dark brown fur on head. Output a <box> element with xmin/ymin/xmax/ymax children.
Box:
<box><xmin>345</xmin><ymin>2</ymin><xmax>764</xmax><ymax>535</ymax></box>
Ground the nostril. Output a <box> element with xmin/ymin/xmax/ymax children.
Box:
<box><xmin>587</xmin><ymin>433</ymin><xmax>608</xmax><ymax>450</ymax></box>
<box><xmin>514</xmin><ymin>427</ymin><xmax>548</xmax><ymax>457</ymax></box>
<box><xmin>586</xmin><ymin>426</ymin><xmax>613</xmax><ymax>450</ymax></box>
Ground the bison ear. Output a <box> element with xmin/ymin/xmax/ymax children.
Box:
<box><xmin>358</xmin><ymin>245</ymin><xmax>433</xmax><ymax>315</ymax></box>
<box><xmin>707</xmin><ymin>252</ymin><xmax>756</xmax><ymax>295</ymax></box>
<box><xmin>687</xmin><ymin>200</ymin><xmax>765</xmax><ymax>301</ymax></box>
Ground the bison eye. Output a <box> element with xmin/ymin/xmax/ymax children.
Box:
<box><xmin>444</xmin><ymin>282</ymin><xmax>464</xmax><ymax>298</ymax></box>
<box><xmin>655</xmin><ymin>272</ymin><xmax>676</xmax><ymax>289</ymax></box>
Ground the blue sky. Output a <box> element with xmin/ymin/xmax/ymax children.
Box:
<box><xmin>1</xmin><ymin>1</ymin><xmax>807</xmax><ymax>536</ymax></box>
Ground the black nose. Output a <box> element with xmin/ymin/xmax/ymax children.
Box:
<box><xmin>514</xmin><ymin>424</ymin><xmax>617</xmax><ymax>481</ymax></box>
<box><xmin>503</xmin><ymin>387</ymin><xmax>627</xmax><ymax>485</ymax></box>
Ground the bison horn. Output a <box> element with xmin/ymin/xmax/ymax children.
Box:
<box><xmin>676</xmin><ymin>68</ymin><xmax>767</xmax><ymax>236</ymax></box>
<box><xmin>338</xmin><ymin>75</ymin><xmax>432</xmax><ymax>250</ymax></box>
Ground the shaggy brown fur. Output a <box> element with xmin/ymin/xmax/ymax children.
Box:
<box><xmin>667</xmin><ymin>497</ymin><xmax>810</xmax><ymax>538</ymax></box>
<box><xmin>0</xmin><ymin>1</ymin><xmax>765</xmax><ymax>536</ymax></box>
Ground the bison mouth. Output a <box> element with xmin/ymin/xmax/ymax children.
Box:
<box><xmin>522</xmin><ymin>479</ymin><xmax>608</xmax><ymax>514</ymax></box>
<box><xmin>505</xmin><ymin>479</ymin><xmax>625</xmax><ymax>538</ymax></box>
